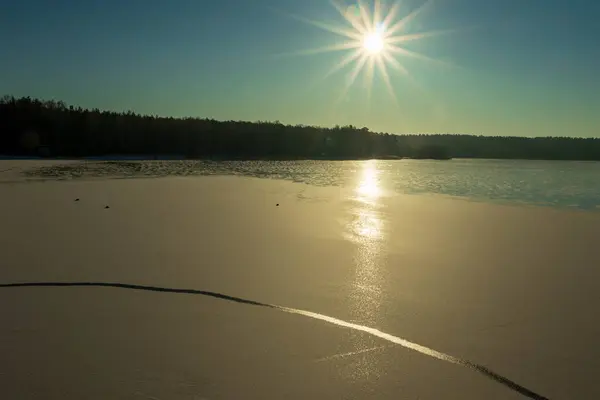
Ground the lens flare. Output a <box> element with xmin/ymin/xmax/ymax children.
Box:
<box><xmin>274</xmin><ymin>0</ymin><xmax>465</xmax><ymax>105</ymax></box>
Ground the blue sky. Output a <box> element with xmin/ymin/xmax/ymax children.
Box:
<box><xmin>1</xmin><ymin>0</ymin><xmax>599</xmax><ymax>137</ymax></box>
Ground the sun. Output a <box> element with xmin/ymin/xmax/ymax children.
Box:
<box><xmin>363</xmin><ymin>31</ymin><xmax>384</xmax><ymax>54</ymax></box>
<box><xmin>274</xmin><ymin>0</ymin><xmax>461</xmax><ymax>105</ymax></box>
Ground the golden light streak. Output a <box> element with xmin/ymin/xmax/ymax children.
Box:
<box><xmin>330</xmin><ymin>0</ymin><xmax>368</xmax><ymax>35</ymax></box>
<box><xmin>274</xmin><ymin>41</ymin><xmax>361</xmax><ymax>58</ymax></box>
<box><xmin>336</xmin><ymin>53</ymin><xmax>370</xmax><ymax>104</ymax></box>
<box><xmin>387</xmin><ymin>44</ymin><xmax>458</xmax><ymax>70</ymax></box>
<box><xmin>383</xmin><ymin>0</ymin><xmax>433</xmax><ymax>37</ymax></box>
<box><xmin>376</xmin><ymin>55</ymin><xmax>399</xmax><ymax>106</ymax></box>
<box><xmin>324</xmin><ymin>49</ymin><xmax>365</xmax><ymax>80</ymax></box>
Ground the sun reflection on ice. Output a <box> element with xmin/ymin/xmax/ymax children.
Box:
<box><xmin>355</xmin><ymin>160</ymin><xmax>382</xmax><ymax>209</ymax></box>
<box><xmin>354</xmin><ymin>209</ymin><xmax>383</xmax><ymax>240</ymax></box>
<box><xmin>345</xmin><ymin>160</ymin><xmax>387</xmax><ymax>333</ymax></box>
<box><xmin>351</xmin><ymin>159</ymin><xmax>384</xmax><ymax>241</ymax></box>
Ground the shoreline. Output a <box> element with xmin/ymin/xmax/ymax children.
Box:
<box><xmin>2</xmin><ymin>159</ymin><xmax>599</xmax><ymax>213</ymax></box>
<box><xmin>4</xmin><ymin>154</ymin><xmax>600</xmax><ymax>162</ymax></box>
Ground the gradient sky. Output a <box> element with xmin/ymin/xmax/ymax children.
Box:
<box><xmin>1</xmin><ymin>0</ymin><xmax>599</xmax><ymax>137</ymax></box>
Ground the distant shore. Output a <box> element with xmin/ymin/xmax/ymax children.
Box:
<box><xmin>1</xmin><ymin>154</ymin><xmax>450</xmax><ymax>161</ymax></box>
<box><xmin>2</xmin><ymin>96</ymin><xmax>600</xmax><ymax>161</ymax></box>
<box><xmin>6</xmin><ymin>154</ymin><xmax>600</xmax><ymax>162</ymax></box>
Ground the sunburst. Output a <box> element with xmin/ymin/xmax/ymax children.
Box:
<box><xmin>274</xmin><ymin>0</ymin><xmax>462</xmax><ymax>105</ymax></box>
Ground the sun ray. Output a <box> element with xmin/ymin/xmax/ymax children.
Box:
<box><xmin>384</xmin><ymin>0</ymin><xmax>434</xmax><ymax>37</ymax></box>
<box><xmin>330</xmin><ymin>0</ymin><xmax>368</xmax><ymax>35</ymax></box>
<box><xmin>336</xmin><ymin>53</ymin><xmax>369</xmax><ymax>104</ymax></box>
<box><xmin>277</xmin><ymin>8</ymin><xmax>363</xmax><ymax>41</ymax></box>
<box><xmin>373</xmin><ymin>0</ymin><xmax>383</xmax><ymax>31</ymax></box>
<box><xmin>382</xmin><ymin>1</ymin><xmax>403</xmax><ymax>32</ymax></box>
<box><xmin>386</xmin><ymin>27</ymin><xmax>471</xmax><ymax>44</ymax></box>
<box><xmin>375</xmin><ymin>56</ymin><xmax>399</xmax><ymax>106</ymax></box>
<box><xmin>381</xmin><ymin>51</ymin><xmax>410</xmax><ymax>77</ymax></box>
<box><xmin>381</xmin><ymin>51</ymin><xmax>447</xmax><ymax>117</ymax></box>
<box><xmin>324</xmin><ymin>49</ymin><xmax>364</xmax><ymax>80</ymax></box>
<box><xmin>387</xmin><ymin>44</ymin><xmax>459</xmax><ymax>70</ymax></box>
<box><xmin>292</xmin><ymin>47</ymin><xmax>363</xmax><ymax>96</ymax></box>
<box><xmin>364</xmin><ymin>56</ymin><xmax>376</xmax><ymax>104</ymax></box>
<box><xmin>272</xmin><ymin>41</ymin><xmax>361</xmax><ymax>58</ymax></box>
<box><xmin>357</xmin><ymin>0</ymin><xmax>374</xmax><ymax>33</ymax></box>
<box><xmin>382</xmin><ymin>51</ymin><xmax>429</xmax><ymax>95</ymax></box>
<box><xmin>348</xmin><ymin>53</ymin><xmax>370</xmax><ymax>88</ymax></box>
<box><xmin>299</xmin><ymin>49</ymin><xmax>364</xmax><ymax>100</ymax></box>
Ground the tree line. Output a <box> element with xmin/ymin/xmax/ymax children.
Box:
<box><xmin>1</xmin><ymin>95</ymin><xmax>599</xmax><ymax>160</ymax></box>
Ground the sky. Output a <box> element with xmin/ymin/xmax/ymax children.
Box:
<box><xmin>1</xmin><ymin>0</ymin><xmax>599</xmax><ymax>137</ymax></box>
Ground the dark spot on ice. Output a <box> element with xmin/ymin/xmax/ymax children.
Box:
<box><xmin>104</xmin><ymin>205</ymin><xmax>110</xmax><ymax>209</ymax></box>
<box><xmin>276</xmin><ymin>203</ymin><xmax>279</xmax><ymax>206</ymax></box>
<box><xmin>74</xmin><ymin>198</ymin><xmax>80</xmax><ymax>201</ymax></box>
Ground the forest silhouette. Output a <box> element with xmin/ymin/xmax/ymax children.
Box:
<box><xmin>2</xmin><ymin>95</ymin><xmax>599</xmax><ymax>161</ymax></box>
